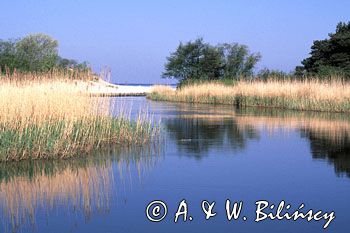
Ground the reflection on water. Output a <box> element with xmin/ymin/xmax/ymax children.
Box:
<box><xmin>165</xmin><ymin>117</ymin><xmax>258</xmax><ymax>157</ymax></box>
<box><xmin>235</xmin><ymin>107</ymin><xmax>350</xmax><ymax>178</ymax></box>
<box><xmin>160</xmin><ymin>102</ymin><xmax>350</xmax><ymax>177</ymax></box>
<box><xmin>0</xmin><ymin>97</ymin><xmax>350</xmax><ymax>233</ymax></box>
<box><xmin>0</xmin><ymin>146</ymin><xmax>159</xmax><ymax>232</ymax></box>
<box><xmin>303</xmin><ymin>131</ymin><xmax>350</xmax><ymax>178</ymax></box>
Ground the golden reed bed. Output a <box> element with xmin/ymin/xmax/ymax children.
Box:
<box><xmin>0</xmin><ymin>73</ymin><xmax>158</xmax><ymax>161</ymax></box>
<box><xmin>149</xmin><ymin>79</ymin><xmax>350</xmax><ymax>112</ymax></box>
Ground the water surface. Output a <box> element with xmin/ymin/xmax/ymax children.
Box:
<box><xmin>1</xmin><ymin>97</ymin><xmax>349</xmax><ymax>233</ymax></box>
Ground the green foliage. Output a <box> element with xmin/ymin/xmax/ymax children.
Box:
<box><xmin>297</xmin><ymin>21</ymin><xmax>350</xmax><ymax>78</ymax></box>
<box><xmin>57</xmin><ymin>57</ymin><xmax>89</xmax><ymax>70</ymax></box>
<box><xmin>162</xmin><ymin>38</ymin><xmax>261</xmax><ymax>81</ymax></box>
<box><xmin>257</xmin><ymin>68</ymin><xmax>291</xmax><ymax>81</ymax></box>
<box><xmin>220</xmin><ymin>43</ymin><xmax>261</xmax><ymax>78</ymax></box>
<box><xmin>0</xmin><ymin>33</ymin><xmax>89</xmax><ymax>73</ymax></box>
<box><xmin>15</xmin><ymin>34</ymin><xmax>59</xmax><ymax>72</ymax></box>
<box><xmin>0</xmin><ymin>39</ymin><xmax>18</xmax><ymax>72</ymax></box>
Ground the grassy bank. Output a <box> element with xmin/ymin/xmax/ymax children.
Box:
<box><xmin>148</xmin><ymin>79</ymin><xmax>350</xmax><ymax>113</ymax></box>
<box><xmin>0</xmin><ymin>73</ymin><xmax>158</xmax><ymax>161</ymax></box>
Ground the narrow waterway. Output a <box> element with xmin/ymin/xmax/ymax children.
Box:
<box><xmin>1</xmin><ymin>97</ymin><xmax>349</xmax><ymax>233</ymax></box>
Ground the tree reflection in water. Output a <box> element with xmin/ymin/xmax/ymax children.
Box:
<box><xmin>236</xmin><ymin>107</ymin><xmax>350</xmax><ymax>178</ymax></box>
<box><xmin>302</xmin><ymin>130</ymin><xmax>350</xmax><ymax>178</ymax></box>
<box><xmin>162</xmin><ymin>102</ymin><xmax>350</xmax><ymax>177</ymax></box>
<box><xmin>165</xmin><ymin>117</ymin><xmax>259</xmax><ymax>157</ymax></box>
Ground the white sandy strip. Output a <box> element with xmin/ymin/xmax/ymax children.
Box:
<box><xmin>75</xmin><ymin>79</ymin><xmax>172</xmax><ymax>96</ymax></box>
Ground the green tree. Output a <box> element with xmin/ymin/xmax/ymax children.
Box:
<box><xmin>297</xmin><ymin>21</ymin><xmax>350</xmax><ymax>78</ymax></box>
<box><xmin>57</xmin><ymin>57</ymin><xmax>78</xmax><ymax>68</ymax></box>
<box><xmin>162</xmin><ymin>38</ymin><xmax>260</xmax><ymax>81</ymax></box>
<box><xmin>0</xmin><ymin>33</ymin><xmax>90</xmax><ymax>74</ymax></box>
<box><xmin>0</xmin><ymin>39</ymin><xmax>18</xmax><ymax>72</ymax></box>
<box><xmin>162</xmin><ymin>38</ymin><xmax>208</xmax><ymax>80</ymax></box>
<box><xmin>57</xmin><ymin>57</ymin><xmax>88</xmax><ymax>69</ymax></box>
<box><xmin>15</xmin><ymin>34</ymin><xmax>59</xmax><ymax>72</ymax></box>
<box><xmin>199</xmin><ymin>45</ymin><xmax>224</xmax><ymax>80</ymax></box>
<box><xmin>219</xmin><ymin>43</ymin><xmax>261</xmax><ymax>78</ymax></box>
<box><xmin>257</xmin><ymin>68</ymin><xmax>290</xmax><ymax>80</ymax></box>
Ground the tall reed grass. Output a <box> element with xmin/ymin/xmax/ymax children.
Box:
<box><xmin>0</xmin><ymin>73</ymin><xmax>158</xmax><ymax>161</ymax></box>
<box><xmin>148</xmin><ymin>79</ymin><xmax>350</xmax><ymax>112</ymax></box>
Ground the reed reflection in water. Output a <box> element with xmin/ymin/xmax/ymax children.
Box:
<box><xmin>0</xmin><ymin>146</ymin><xmax>159</xmax><ymax>232</ymax></box>
<box><xmin>235</xmin><ymin>108</ymin><xmax>350</xmax><ymax>178</ymax></box>
<box><xmin>160</xmin><ymin>102</ymin><xmax>350</xmax><ymax>177</ymax></box>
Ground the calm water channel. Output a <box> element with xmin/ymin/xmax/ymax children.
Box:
<box><xmin>1</xmin><ymin>97</ymin><xmax>349</xmax><ymax>233</ymax></box>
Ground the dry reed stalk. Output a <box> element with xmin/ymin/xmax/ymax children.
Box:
<box><xmin>0</xmin><ymin>73</ymin><xmax>158</xmax><ymax>161</ymax></box>
<box><xmin>148</xmin><ymin>79</ymin><xmax>350</xmax><ymax>112</ymax></box>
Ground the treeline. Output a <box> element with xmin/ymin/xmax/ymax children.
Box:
<box><xmin>162</xmin><ymin>38</ymin><xmax>261</xmax><ymax>81</ymax></box>
<box><xmin>0</xmin><ymin>33</ymin><xmax>89</xmax><ymax>73</ymax></box>
<box><xmin>296</xmin><ymin>22</ymin><xmax>350</xmax><ymax>78</ymax></box>
<box><xmin>2</xmin><ymin>21</ymin><xmax>349</xmax><ymax>81</ymax></box>
<box><xmin>163</xmin><ymin>21</ymin><xmax>350</xmax><ymax>84</ymax></box>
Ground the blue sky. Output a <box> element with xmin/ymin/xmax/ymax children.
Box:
<box><xmin>1</xmin><ymin>0</ymin><xmax>349</xmax><ymax>83</ymax></box>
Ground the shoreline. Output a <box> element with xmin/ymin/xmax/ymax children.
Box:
<box><xmin>84</xmin><ymin>79</ymin><xmax>175</xmax><ymax>96</ymax></box>
<box><xmin>85</xmin><ymin>79</ymin><xmax>152</xmax><ymax>96</ymax></box>
<box><xmin>147</xmin><ymin>82</ymin><xmax>350</xmax><ymax>113</ymax></box>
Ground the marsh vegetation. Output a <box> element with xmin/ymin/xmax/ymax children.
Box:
<box><xmin>149</xmin><ymin>79</ymin><xmax>350</xmax><ymax>113</ymax></box>
<box><xmin>0</xmin><ymin>72</ymin><xmax>158</xmax><ymax>161</ymax></box>
<box><xmin>153</xmin><ymin>22</ymin><xmax>350</xmax><ymax>112</ymax></box>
